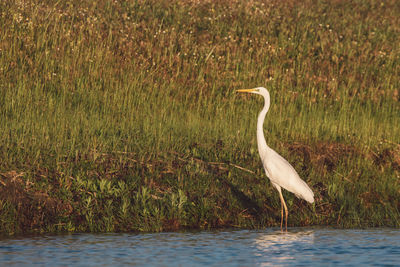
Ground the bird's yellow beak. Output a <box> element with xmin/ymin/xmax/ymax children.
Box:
<box><xmin>236</xmin><ymin>88</ymin><xmax>257</xmax><ymax>93</ymax></box>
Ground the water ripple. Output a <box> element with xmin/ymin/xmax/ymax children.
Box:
<box><xmin>0</xmin><ymin>228</ymin><xmax>399</xmax><ymax>266</ymax></box>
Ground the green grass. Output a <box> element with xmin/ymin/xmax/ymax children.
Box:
<box><xmin>0</xmin><ymin>0</ymin><xmax>399</xmax><ymax>235</ymax></box>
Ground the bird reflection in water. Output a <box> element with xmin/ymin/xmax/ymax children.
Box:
<box><xmin>253</xmin><ymin>230</ymin><xmax>315</xmax><ymax>265</ymax></box>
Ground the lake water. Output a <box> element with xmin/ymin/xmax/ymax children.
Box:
<box><xmin>0</xmin><ymin>228</ymin><xmax>399</xmax><ymax>266</ymax></box>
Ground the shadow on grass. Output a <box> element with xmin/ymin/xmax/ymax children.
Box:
<box><xmin>219</xmin><ymin>177</ymin><xmax>264</xmax><ymax>221</ymax></box>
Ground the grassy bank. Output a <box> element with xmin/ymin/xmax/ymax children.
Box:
<box><xmin>0</xmin><ymin>0</ymin><xmax>399</xmax><ymax>235</ymax></box>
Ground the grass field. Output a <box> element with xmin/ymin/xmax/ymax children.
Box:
<box><xmin>0</xmin><ymin>0</ymin><xmax>399</xmax><ymax>235</ymax></box>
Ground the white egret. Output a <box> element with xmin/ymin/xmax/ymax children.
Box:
<box><xmin>236</xmin><ymin>87</ymin><xmax>314</xmax><ymax>231</ymax></box>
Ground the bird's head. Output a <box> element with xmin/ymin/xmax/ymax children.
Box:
<box><xmin>236</xmin><ymin>87</ymin><xmax>269</xmax><ymax>98</ymax></box>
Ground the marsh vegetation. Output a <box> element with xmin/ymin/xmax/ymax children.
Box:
<box><xmin>0</xmin><ymin>0</ymin><xmax>399</xmax><ymax>234</ymax></box>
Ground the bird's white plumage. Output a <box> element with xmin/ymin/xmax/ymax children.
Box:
<box><xmin>261</xmin><ymin>148</ymin><xmax>314</xmax><ymax>203</ymax></box>
<box><xmin>237</xmin><ymin>86</ymin><xmax>314</xmax><ymax>230</ymax></box>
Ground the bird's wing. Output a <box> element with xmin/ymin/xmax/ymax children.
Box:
<box><xmin>263</xmin><ymin>148</ymin><xmax>314</xmax><ymax>203</ymax></box>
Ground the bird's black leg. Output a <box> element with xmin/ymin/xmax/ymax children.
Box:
<box><xmin>278</xmin><ymin>190</ymin><xmax>288</xmax><ymax>232</ymax></box>
<box><xmin>280</xmin><ymin>198</ymin><xmax>283</xmax><ymax>231</ymax></box>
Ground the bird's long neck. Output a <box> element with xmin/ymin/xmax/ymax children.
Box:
<box><xmin>257</xmin><ymin>96</ymin><xmax>271</xmax><ymax>161</ymax></box>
